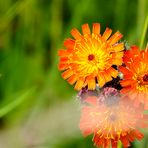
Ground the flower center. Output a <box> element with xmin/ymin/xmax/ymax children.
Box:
<box><xmin>109</xmin><ymin>113</ymin><xmax>117</xmax><ymax>121</ymax></box>
<box><xmin>143</xmin><ymin>74</ymin><xmax>148</xmax><ymax>82</ymax></box>
<box><xmin>88</xmin><ymin>54</ymin><xmax>95</xmax><ymax>61</ymax></box>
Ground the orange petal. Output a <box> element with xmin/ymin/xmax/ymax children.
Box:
<box><xmin>86</xmin><ymin>76</ymin><xmax>96</xmax><ymax>90</ymax></box>
<box><xmin>62</xmin><ymin>69</ymin><xmax>73</xmax><ymax>80</ymax></box>
<box><xmin>81</xmin><ymin>127</ymin><xmax>93</xmax><ymax>136</ymax></box>
<box><xmin>111</xmin><ymin>139</ymin><xmax>118</xmax><ymax>148</ymax></box>
<box><xmin>114</xmin><ymin>51</ymin><xmax>123</xmax><ymax>58</ymax></box>
<box><xmin>120</xmin><ymin>86</ymin><xmax>132</xmax><ymax>94</ymax></box>
<box><xmin>120</xmin><ymin>136</ymin><xmax>130</xmax><ymax>147</ymax></box>
<box><xmin>71</xmin><ymin>28</ymin><xmax>82</xmax><ymax>40</ymax></box>
<box><xmin>119</xmin><ymin>66</ymin><xmax>133</xmax><ymax>78</ymax></box>
<box><xmin>60</xmin><ymin>57</ymin><xmax>69</xmax><ymax>62</ymax></box>
<box><xmin>112</xmin><ymin>52</ymin><xmax>123</xmax><ymax>65</ymax></box>
<box><xmin>82</xmin><ymin>24</ymin><xmax>91</xmax><ymax>35</ymax></box>
<box><xmin>58</xmin><ymin>49</ymin><xmax>69</xmax><ymax>57</ymax></box>
<box><xmin>109</xmin><ymin>67</ymin><xmax>118</xmax><ymax>78</ymax></box>
<box><xmin>92</xmin><ymin>23</ymin><xmax>100</xmax><ymax>34</ymax></box>
<box><xmin>74</xmin><ymin>77</ymin><xmax>85</xmax><ymax>90</ymax></box>
<box><xmin>141</xmin><ymin>50</ymin><xmax>148</xmax><ymax>64</ymax></box>
<box><xmin>97</xmin><ymin>72</ymin><xmax>106</xmax><ymax>87</ymax></box>
<box><xmin>104</xmin><ymin>139</ymin><xmax>110</xmax><ymax>148</ymax></box>
<box><xmin>113</xmin><ymin>43</ymin><xmax>124</xmax><ymax>52</ymax></box>
<box><xmin>130</xmin><ymin>46</ymin><xmax>140</xmax><ymax>58</ymax></box>
<box><xmin>112</xmin><ymin>58</ymin><xmax>123</xmax><ymax>66</ymax></box>
<box><xmin>133</xmin><ymin>130</ymin><xmax>144</xmax><ymax>140</ymax></box>
<box><xmin>67</xmin><ymin>75</ymin><xmax>77</xmax><ymax>85</ymax></box>
<box><xmin>84</xmin><ymin>97</ymin><xmax>97</xmax><ymax>105</ymax></box>
<box><xmin>108</xmin><ymin>31</ymin><xmax>123</xmax><ymax>45</ymax></box>
<box><xmin>64</xmin><ymin>38</ymin><xmax>75</xmax><ymax>50</ymax></box>
<box><xmin>58</xmin><ymin>63</ymin><xmax>68</xmax><ymax>71</ymax></box>
<box><xmin>93</xmin><ymin>135</ymin><xmax>104</xmax><ymax>147</ymax></box>
<box><xmin>127</xmin><ymin>133</ymin><xmax>135</xmax><ymax>142</ymax></box>
<box><xmin>120</xmin><ymin>79</ymin><xmax>135</xmax><ymax>87</ymax></box>
<box><xmin>102</xmin><ymin>70</ymin><xmax>112</xmax><ymax>82</ymax></box>
<box><xmin>102</xmin><ymin>28</ymin><xmax>112</xmax><ymax>40</ymax></box>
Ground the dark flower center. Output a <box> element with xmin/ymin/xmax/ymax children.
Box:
<box><xmin>143</xmin><ymin>74</ymin><xmax>148</xmax><ymax>82</ymax></box>
<box><xmin>88</xmin><ymin>54</ymin><xmax>95</xmax><ymax>61</ymax></box>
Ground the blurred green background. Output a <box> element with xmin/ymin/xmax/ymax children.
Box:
<box><xmin>0</xmin><ymin>0</ymin><xmax>148</xmax><ymax>147</ymax></box>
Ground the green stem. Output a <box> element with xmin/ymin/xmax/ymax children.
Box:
<box><xmin>118</xmin><ymin>141</ymin><xmax>122</xmax><ymax>148</ymax></box>
<box><xmin>140</xmin><ymin>14</ymin><xmax>148</xmax><ymax>49</ymax></box>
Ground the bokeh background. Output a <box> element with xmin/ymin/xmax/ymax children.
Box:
<box><xmin>0</xmin><ymin>0</ymin><xmax>148</xmax><ymax>147</ymax></box>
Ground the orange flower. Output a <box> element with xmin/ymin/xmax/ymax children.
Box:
<box><xmin>58</xmin><ymin>23</ymin><xmax>124</xmax><ymax>90</ymax></box>
<box><xmin>79</xmin><ymin>93</ymin><xmax>147</xmax><ymax>148</ymax></box>
<box><xmin>119</xmin><ymin>46</ymin><xmax>148</xmax><ymax>108</ymax></box>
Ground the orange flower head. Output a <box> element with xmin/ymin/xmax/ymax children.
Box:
<box><xmin>79</xmin><ymin>87</ymin><xmax>147</xmax><ymax>148</ymax></box>
<box><xmin>58</xmin><ymin>23</ymin><xmax>124</xmax><ymax>90</ymax></box>
<box><xmin>119</xmin><ymin>46</ymin><xmax>148</xmax><ymax>108</ymax></box>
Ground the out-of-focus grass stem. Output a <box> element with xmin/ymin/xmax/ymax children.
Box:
<box><xmin>137</xmin><ymin>0</ymin><xmax>147</xmax><ymax>47</ymax></box>
<box><xmin>118</xmin><ymin>141</ymin><xmax>122</xmax><ymax>148</ymax></box>
<box><xmin>140</xmin><ymin>14</ymin><xmax>148</xmax><ymax>49</ymax></box>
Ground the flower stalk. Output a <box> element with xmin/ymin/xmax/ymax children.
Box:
<box><xmin>140</xmin><ymin>13</ymin><xmax>148</xmax><ymax>49</ymax></box>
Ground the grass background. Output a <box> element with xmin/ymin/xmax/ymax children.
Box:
<box><xmin>0</xmin><ymin>0</ymin><xmax>148</xmax><ymax>147</ymax></box>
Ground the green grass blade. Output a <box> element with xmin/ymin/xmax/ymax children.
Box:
<box><xmin>0</xmin><ymin>87</ymin><xmax>35</xmax><ymax>118</ymax></box>
<box><xmin>140</xmin><ymin>13</ymin><xmax>148</xmax><ymax>49</ymax></box>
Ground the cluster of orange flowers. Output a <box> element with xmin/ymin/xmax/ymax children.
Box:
<box><xmin>58</xmin><ymin>23</ymin><xmax>148</xmax><ymax>148</ymax></box>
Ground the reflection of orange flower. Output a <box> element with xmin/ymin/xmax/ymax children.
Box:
<box><xmin>79</xmin><ymin>96</ymin><xmax>146</xmax><ymax>148</ymax></box>
<box><xmin>58</xmin><ymin>23</ymin><xmax>124</xmax><ymax>90</ymax></box>
<box><xmin>119</xmin><ymin>46</ymin><xmax>148</xmax><ymax>108</ymax></box>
